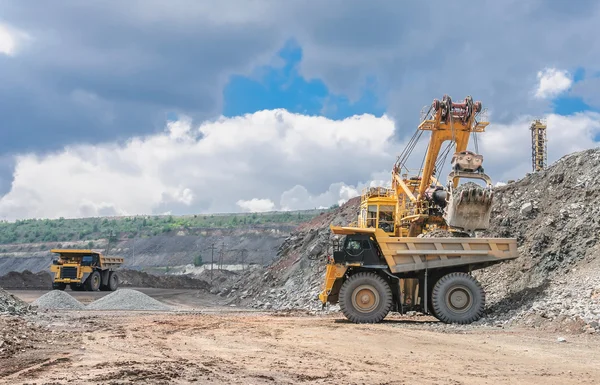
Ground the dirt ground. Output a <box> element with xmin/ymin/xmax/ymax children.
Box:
<box><xmin>2</xmin><ymin>291</ymin><xmax>600</xmax><ymax>385</ymax></box>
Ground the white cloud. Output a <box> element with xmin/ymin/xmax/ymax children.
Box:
<box><xmin>1</xmin><ymin>108</ymin><xmax>599</xmax><ymax>221</ymax></box>
<box><xmin>0</xmin><ymin>110</ymin><xmax>396</xmax><ymax>220</ymax></box>
<box><xmin>479</xmin><ymin>112</ymin><xmax>600</xmax><ymax>181</ymax></box>
<box><xmin>534</xmin><ymin>68</ymin><xmax>573</xmax><ymax>99</ymax></box>
<box><xmin>236</xmin><ymin>198</ymin><xmax>275</xmax><ymax>212</ymax></box>
<box><xmin>0</xmin><ymin>22</ymin><xmax>29</xmax><ymax>56</ymax></box>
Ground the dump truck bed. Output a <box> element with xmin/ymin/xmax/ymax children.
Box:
<box><xmin>330</xmin><ymin>226</ymin><xmax>518</xmax><ymax>273</ymax></box>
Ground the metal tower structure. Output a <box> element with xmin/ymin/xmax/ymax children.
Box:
<box><xmin>530</xmin><ymin>119</ymin><xmax>547</xmax><ymax>172</ymax></box>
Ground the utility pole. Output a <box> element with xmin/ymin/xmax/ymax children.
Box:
<box><xmin>218</xmin><ymin>241</ymin><xmax>225</xmax><ymax>270</ymax></box>
<box><xmin>239</xmin><ymin>248</ymin><xmax>247</xmax><ymax>271</ymax></box>
<box><xmin>207</xmin><ymin>242</ymin><xmax>217</xmax><ymax>282</ymax></box>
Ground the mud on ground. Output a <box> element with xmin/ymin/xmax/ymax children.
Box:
<box><xmin>1</xmin><ymin>309</ymin><xmax>599</xmax><ymax>385</ymax></box>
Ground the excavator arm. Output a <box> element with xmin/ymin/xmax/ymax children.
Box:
<box><xmin>393</xmin><ymin>95</ymin><xmax>494</xmax><ymax>233</ymax></box>
<box><xmin>416</xmin><ymin>95</ymin><xmax>486</xmax><ymax>199</ymax></box>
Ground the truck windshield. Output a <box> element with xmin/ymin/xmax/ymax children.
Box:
<box><xmin>82</xmin><ymin>256</ymin><xmax>94</xmax><ymax>266</ymax></box>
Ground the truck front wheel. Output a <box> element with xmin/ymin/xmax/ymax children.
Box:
<box><xmin>339</xmin><ymin>272</ymin><xmax>392</xmax><ymax>324</ymax></box>
<box><xmin>85</xmin><ymin>271</ymin><xmax>101</xmax><ymax>291</ymax></box>
<box><xmin>431</xmin><ymin>272</ymin><xmax>485</xmax><ymax>324</ymax></box>
<box><xmin>52</xmin><ymin>282</ymin><xmax>66</xmax><ymax>290</ymax></box>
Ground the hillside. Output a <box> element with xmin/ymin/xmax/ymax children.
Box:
<box><xmin>0</xmin><ymin>210</ymin><xmax>323</xmax><ymax>245</ymax></box>
<box><xmin>0</xmin><ymin>209</ymin><xmax>328</xmax><ymax>274</ymax></box>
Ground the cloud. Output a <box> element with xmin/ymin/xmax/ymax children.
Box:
<box><xmin>236</xmin><ymin>198</ymin><xmax>275</xmax><ymax>212</ymax></box>
<box><xmin>283</xmin><ymin>0</ymin><xmax>600</xmax><ymax>125</ymax></box>
<box><xmin>570</xmin><ymin>76</ymin><xmax>600</xmax><ymax>109</ymax></box>
<box><xmin>0</xmin><ymin>22</ymin><xmax>28</xmax><ymax>56</ymax></box>
<box><xmin>534</xmin><ymin>68</ymin><xmax>573</xmax><ymax>99</ymax></box>
<box><xmin>0</xmin><ymin>110</ymin><xmax>396</xmax><ymax>220</ymax></box>
<box><xmin>2</xmin><ymin>108</ymin><xmax>598</xmax><ymax>221</ymax></box>
<box><xmin>479</xmin><ymin>112</ymin><xmax>600</xmax><ymax>181</ymax></box>
<box><xmin>0</xmin><ymin>1</ymin><xmax>287</xmax><ymax>154</ymax></box>
<box><xmin>2</xmin><ymin>0</ymin><xmax>599</xmax><ymax>158</ymax></box>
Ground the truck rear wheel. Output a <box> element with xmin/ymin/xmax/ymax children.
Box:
<box><xmin>85</xmin><ymin>271</ymin><xmax>101</xmax><ymax>291</ymax></box>
<box><xmin>108</xmin><ymin>272</ymin><xmax>119</xmax><ymax>291</ymax></box>
<box><xmin>339</xmin><ymin>272</ymin><xmax>392</xmax><ymax>324</ymax></box>
<box><xmin>431</xmin><ymin>272</ymin><xmax>485</xmax><ymax>324</ymax></box>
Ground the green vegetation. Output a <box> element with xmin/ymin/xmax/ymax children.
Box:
<box><xmin>194</xmin><ymin>254</ymin><xmax>204</xmax><ymax>267</ymax></box>
<box><xmin>0</xmin><ymin>209</ymin><xmax>325</xmax><ymax>245</ymax></box>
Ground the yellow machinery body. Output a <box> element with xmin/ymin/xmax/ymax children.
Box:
<box><xmin>318</xmin><ymin>95</ymin><xmax>518</xmax><ymax>324</ymax></box>
<box><xmin>49</xmin><ymin>249</ymin><xmax>124</xmax><ymax>292</ymax></box>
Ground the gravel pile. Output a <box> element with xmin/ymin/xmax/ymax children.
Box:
<box><xmin>0</xmin><ymin>287</ymin><xmax>36</xmax><ymax>316</ymax></box>
<box><xmin>32</xmin><ymin>290</ymin><xmax>85</xmax><ymax>310</ymax></box>
<box><xmin>472</xmin><ymin>148</ymin><xmax>600</xmax><ymax>333</ymax></box>
<box><xmin>86</xmin><ymin>289</ymin><xmax>171</xmax><ymax>311</ymax></box>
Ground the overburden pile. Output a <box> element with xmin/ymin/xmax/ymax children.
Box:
<box><xmin>475</xmin><ymin>148</ymin><xmax>600</xmax><ymax>332</ymax></box>
<box><xmin>227</xmin><ymin>198</ymin><xmax>360</xmax><ymax>311</ymax></box>
<box><xmin>0</xmin><ymin>287</ymin><xmax>36</xmax><ymax>316</ymax></box>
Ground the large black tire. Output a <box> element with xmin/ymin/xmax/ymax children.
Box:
<box><xmin>70</xmin><ymin>283</ymin><xmax>84</xmax><ymax>291</ymax></box>
<box><xmin>431</xmin><ymin>272</ymin><xmax>485</xmax><ymax>324</ymax></box>
<box><xmin>339</xmin><ymin>272</ymin><xmax>392</xmax><ymax>324</ymax></box>
<box><xmin>52</xmin><ymin>282</ymin><xmax>66</xmax><ymax>290</ymax></box>
<box><xmin>108</xmin><ymin>272</ymin><xmax>118</xmax><ymax>291</ymax></box>
<box><xmin>85</xmin><ymin>271</ymin><xmax>101</xmax><ymax>291</ymax></box>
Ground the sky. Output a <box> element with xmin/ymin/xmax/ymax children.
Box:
<box><xmin>1</xmin><ymin>0</ymin><xmax>600</xmax><ymax>220</ymax></box>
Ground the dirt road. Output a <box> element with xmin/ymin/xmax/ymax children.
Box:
<box><xmin>2</xmin><ymin>307</ymin><xmax>599</xmax><ymax>385</ymax></box>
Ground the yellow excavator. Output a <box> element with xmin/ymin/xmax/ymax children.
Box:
<box><xmin>318</xmin><ymin>95</ymin><xmax>518</xmax><ymax>324</ymax></box>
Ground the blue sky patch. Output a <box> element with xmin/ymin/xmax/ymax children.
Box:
<box><xmin>551</xmin><ymin>67</ymin><xmax>598</xmax><ymax>116</ymax></box>
<box><xmin>222</xmin><ymin>40</ymin><xmax>385</xmax><ymax>119</ymax></box>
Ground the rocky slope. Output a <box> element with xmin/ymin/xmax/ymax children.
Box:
<box><xmin>474</xmin><ymin>148</ymin><xmax>600</xmax><ymax>333</ymax></box>
<box><xmin>224</xmin><ymin>198</ymin><xmax>360</xmax><ymax>311</ymax></box>
<box><xmin>0</xmin><ymin>225</ymin><xmax>294</xmax><ymax>274</ymax></box>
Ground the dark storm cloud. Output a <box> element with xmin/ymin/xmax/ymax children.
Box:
<box><xmin>284</xmin><ymin>0</ymin><xmax>600</xmax><ymax>139</ymax></box>
<box><xmin>0</xmin><ymin>0</ymin><xmax>285</xmax><ymax>153</ymax></box>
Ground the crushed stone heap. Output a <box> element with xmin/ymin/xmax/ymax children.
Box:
<box><xmin>32</xmin><ymin>290</ymin><xmax>85</xmax><ymax>310</ymax></box>
<box><xmin>0</xmin><ymin>287</ymin><xmax>36</xmax><ymax>316</ymax></box>
<box><xmin>86</xmin><ymin>289</ymin><xmax>171</xmax><ymax>311</ymax></box>
<box><xmin>227</xmin><ymin>197</ymin><xmax>360</xmax><ymax>312</ymax></box>
<box><xmin>475</xmin><ymin>148</ymin><xmax>600</xmax><ymax>332</ymax></box>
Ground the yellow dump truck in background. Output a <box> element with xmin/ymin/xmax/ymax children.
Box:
<box><xmin>50</xmin><ymin>249</ymin><xmax>124</xmax><ymax>291</ymax></box>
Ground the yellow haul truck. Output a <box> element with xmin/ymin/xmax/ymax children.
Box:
<box><xmin>318</xmin><ymin>95</ymin><xmax>519</xmax><ymax>324</ymax></box>
<box><xmin>50</xmin><ymin>249</ymin><xmax>124</xmax><ymax>291</ymax></box>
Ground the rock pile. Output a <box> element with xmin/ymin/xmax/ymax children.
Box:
<box><xmin>0</xmin><ymin>270</ymin><xmax>53</xmax><ymax>289</ymax></box>
<box><xmin>86</xmin><ymin>289</ymin><xmax>171</xmax><ymax>311</ymax></box>
<box><xmin>0</xmin><ymin>287</ymin><xmax>36</xmax><ymax>316</ymax></box>
<box><xmin>31</xmin><ymin>290</ymin><xmax>85</xmax><ymax>310</ymax></box>
<box><xmin>117</xmin><ymin>270</ymin><xmax>211</xmax><ymax>290</ymax></box>
<box><xmin>474</xmin><ymin>147</ymin><xmax>600</xmax><ymax>333</ymax></box>
<box><xmin>227</xmin><ymin>198</ymin><xmax>360</xmax><ymax>311</ymax></box>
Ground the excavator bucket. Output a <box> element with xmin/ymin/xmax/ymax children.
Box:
<box><xmin>444</xmin><ymin>180</ymin><xmax>493</xmax><ymax>232</ymax></box>
<box><xmin>443</xmin><ymin>151</ymin><xmax>494</xmax><ymax>232</ymax></box>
